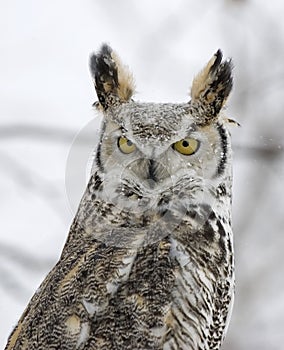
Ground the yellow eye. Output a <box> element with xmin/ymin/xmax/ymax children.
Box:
<box><xmin>118</xmin><ymin>136</ymin><xmax>136</xmax><ymax>154</ymax></box>
<box><xmin>173</xmin><ymin>138</ymin><xmax>200</xmax><ymax>155</ymax></box>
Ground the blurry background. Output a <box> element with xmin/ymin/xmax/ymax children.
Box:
<box><xmin>1</xmin><ymin>0</ymin><xmax>284</xmax><ymax>349</ymax></box>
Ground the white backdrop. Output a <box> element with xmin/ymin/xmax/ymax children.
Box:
<box><xmin>1</xmin><ymin>1</ymin><xmax>284</xmax><ymax>349</ymax></box>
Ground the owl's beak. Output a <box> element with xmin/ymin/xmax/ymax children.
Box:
<box><xmin>148</xmin><ymin>159</ymin><xmax>158</xmax><ymax>184</ymax></box>
<box><xmin>141</xmin><ymin>158</ymin><xmax>169</xmax><ymax>188</ymax></box>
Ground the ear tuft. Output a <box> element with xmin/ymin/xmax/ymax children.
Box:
<box><xmin>190</xmin><ymin>50</ymin><xmax>233</xmax><ymax>125</ymax></box>
<box><xmin>89</xmin><ymin>44</ymin><xmax>135</xmax><ymax>110</ymax></box>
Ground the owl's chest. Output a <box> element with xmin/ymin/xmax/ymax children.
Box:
<box><xmin>161</xmin><ymin>233</ymin><xmax>234</xmax><ymax>349</ymax></box>
<box><xmin>52</xmin><ymin>231</ymin><xmax>233</xmax><ymax>349</ymax></box>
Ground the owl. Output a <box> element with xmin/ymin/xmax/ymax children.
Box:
<box><xmin>5</xmin><ymin>44</ymin><xmax>234</xmax><ymax>350</ymax></box>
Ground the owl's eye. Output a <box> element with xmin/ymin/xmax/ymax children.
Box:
<box><xmin>173</xmin><ymin>138</ymin><xmax>200</xmax><ymax>155</ymax></box>
<box><xmin>118</xmin><ymin>136</ymin><xmax>136</xmax><ymax>154</ymax></box>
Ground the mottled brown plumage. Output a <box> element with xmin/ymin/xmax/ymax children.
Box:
<box><xmin>5</xmin><ymin>44</ymin><xmax>234</xmax><ymax>350</ymax></box>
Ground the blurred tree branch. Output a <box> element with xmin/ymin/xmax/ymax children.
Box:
<box><xmin>0</xmin><ymin>123</ymin><xmax>282</xmax><ymax>160</ymax></box>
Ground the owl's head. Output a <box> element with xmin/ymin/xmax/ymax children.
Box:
<box><xmin>88</xmin><ymin>44</ymin><xmax>233</xmax><ymax>216</ymax></box>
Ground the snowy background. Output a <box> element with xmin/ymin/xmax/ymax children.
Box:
<box><xmin>1</xmin><ymin>0</ymin><xmax>284</xmax><ymax>349</ymax></box>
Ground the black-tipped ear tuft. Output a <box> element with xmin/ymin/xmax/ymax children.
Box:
<box><xmin>89</xmin><ymin>44</ymin><xmax>135</xmax><ymax>110</ymax></box>
<box><xmin>190</xmin><ymin>50</ymin><xmax>233</xmax><ymax>125</ymax></box>
<box><xmin>210</xmin><ymin>49</ymin><xmax>223</xmax><ymax>74</ymax></box>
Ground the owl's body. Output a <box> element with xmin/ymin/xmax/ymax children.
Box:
<box><xmin>5</xmin><ymin>45</ymin><xmax>234</xmax><ymax>350</ymax></box>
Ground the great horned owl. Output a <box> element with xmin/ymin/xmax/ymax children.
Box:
<box><xmin>5</xmin><ymin>44</ymin><xmax>234</xmax><ymax>350</ymax></box>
